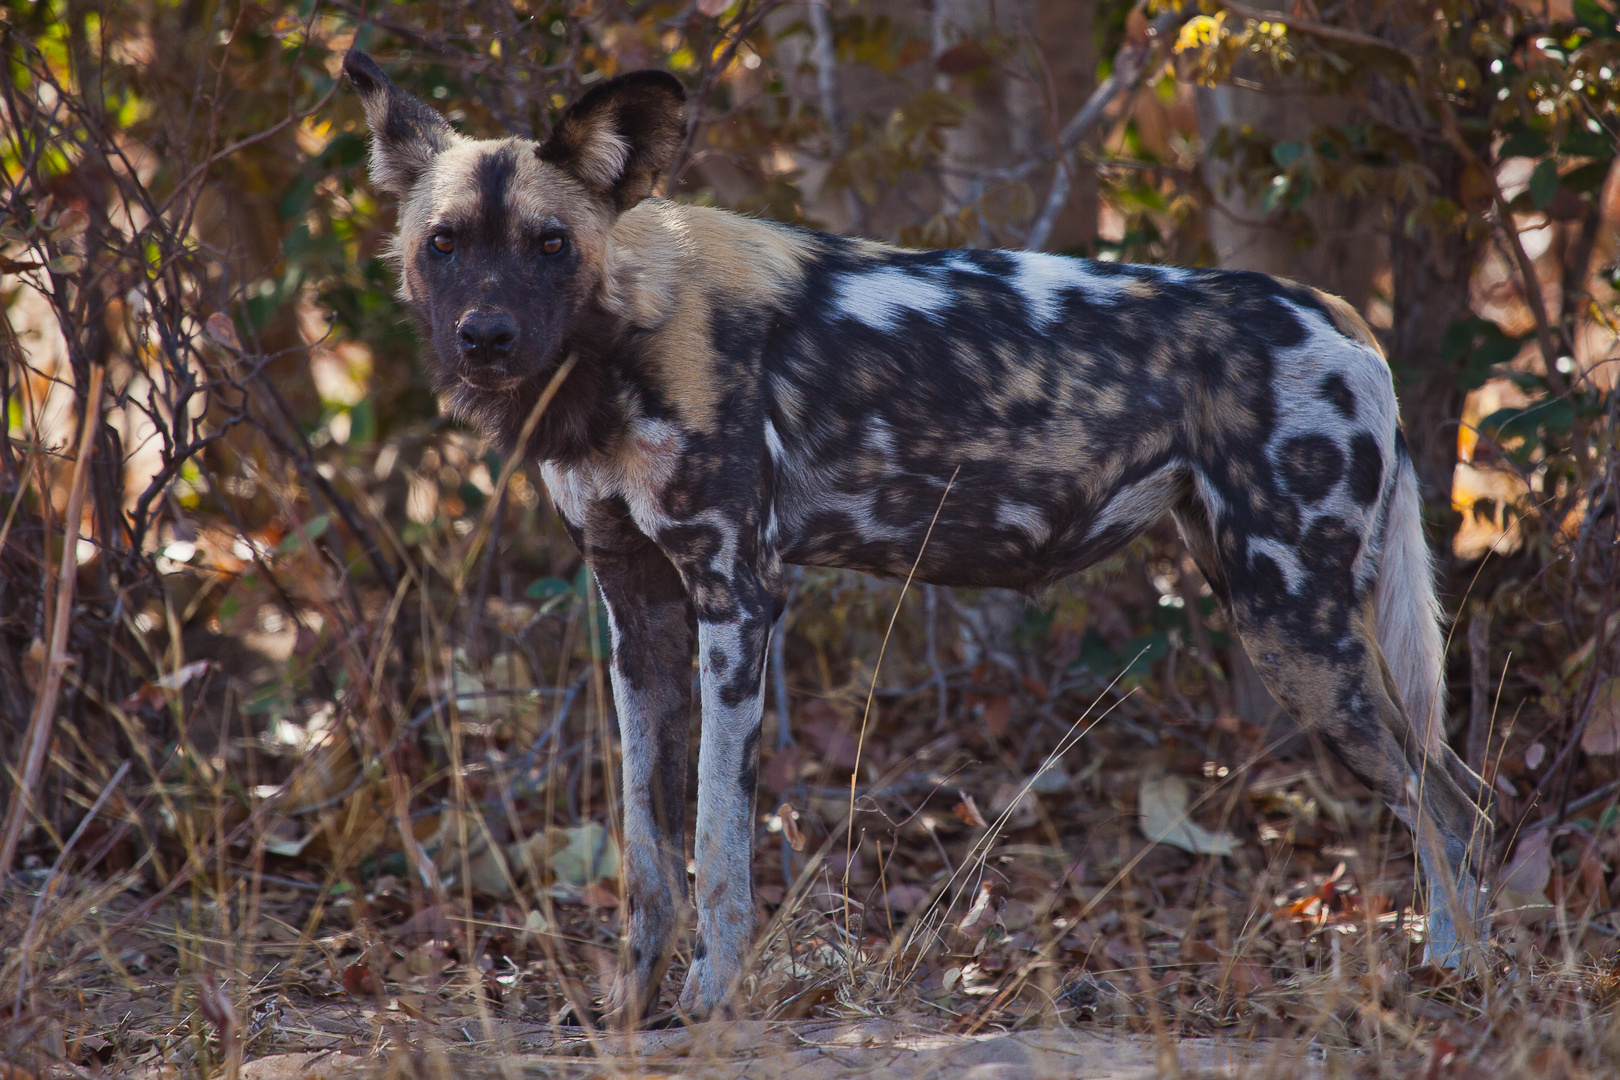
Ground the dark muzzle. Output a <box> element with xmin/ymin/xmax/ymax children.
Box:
<box><xmin>457</xmin><ymin>309</ymin><xmax>518</xmax><ymax>360</ymax></box>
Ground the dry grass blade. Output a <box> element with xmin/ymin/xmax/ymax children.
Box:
<box><xmin>452</xmin><ymin>355</ymin><xmax>578</xmax><ymax>590</ymax></box>
<box><xmin>1</xmin><ymin>363</ymin><xmax>105</xmax><ymax>878</ymax></box>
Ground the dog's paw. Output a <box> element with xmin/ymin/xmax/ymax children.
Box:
<box><xmin>677</xmin><ymin>954</ymin><xmax>740</xmax><ymax>1020</ymax></box>
<box><xmin>1424</xmin><ymin>906</ymin><xmax>1463</xmax><ymax>968</ymax></box>
<box><xmin>603</xmin><ymin>973</ymin><xmax>653</xmax><ymax>1031</ymax></box>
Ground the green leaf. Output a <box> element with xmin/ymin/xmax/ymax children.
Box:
<box><xmin>274</xmin><ymin>513</ymin><xmax>331</xmax><ymax>555</ymax></box>
<box><xmin>524</xmin><ymin>577</ymin><xmax>572</xmax><ymax>600</ymax></box>
<box><xmin>1442</xmin><ymin>316</ymin><xmax>1526</xmax><ymax>389</ymax></box>
<box><xmin>1560</xmin><ymin>127</ymin><xmax>1615</xmax><ymax>158</ymax></box>
<box><xmin>1528</xmin><ymin>158</ymin><xmax>1560</xmax><ymax>209</ymax></box>
<box><xmin>1479</xmin><ymin>400</ymin><xmax>1575</xmax><ymax>461</ymax></box>
<box><xmin>1573</xmin><ymin>0</ymin><xmax>1619</xmax><ymax>38</ymax></box>
<box><xmin>1498</xmin><ymin>129</ymin><xmax>1550</xmax><ymax>159</ymax></box>
<box><xmin>1561</xmin><ymin>161</ymin><xmax>1610</xmax><ymax>194</ymax></box>
<box><xmin>1271</xmin><ymin>141</ymin><xmax>1304</xmax><ymax>168</ymax></box>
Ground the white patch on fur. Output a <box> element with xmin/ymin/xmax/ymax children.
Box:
<box><xmin>1247</xmin><ymin>536</ymin><xmax>1307</xmax><ymax>594</ymax></box>
<box><xmin>866</xmin><ymin>416</ymin><xmax>898</xmax><ymax>457</ymax></box>
<box><xmin>1263</xmin><ymin>309</ymin><xmax>1400</xmax><ymax>575</ymax></box>
<box><xmin>941</xmin><ymin>252</ymin><xmax>990</xmax><ymax>276</ymax></box>
<box><xmin>1374</xmin><ymin>449</ymin><xmax>1446</xmax><ymax>755</ymax></box>
<box><xmin>1258</xmin><ymin>305</ymin><xmax>1444</xmax><ymax>749</ymax></box>
<box><xmin>540</xmin><ymin>461</ymin><xmax>592</xmax><ymax>527</ymax></box>
<box><xmin>1006</xmin><ymin>251</ymin><xmax>1113</xmax><ymax>326</ymax></box>
<box><xmin>763</xmin><ymin>419</ymin><xmax>786</xmax><ymax>466</ymax></box>
<box><xmin>1087</xmin><ymin>463</ymin><xmax>1184</xmax><ymax>540</ymax></box>
<box><xmin>995</xmin><ymin>500</ymin><xmax>1051</xmax><ymax>545</ymax></box>
<box><xmin>832</xmin><ymin>267</ymin><xmax>953</xmax><ymax>331</ymax></box>
<box><xmin>574</xmin><ymin>128</ymin><xmax>633</xmax><ymax>190</ymax></box>
<box><xmin>539</xmin><ymin>416</ymin><xmax>685</xmax><ymax>537</ymax></box>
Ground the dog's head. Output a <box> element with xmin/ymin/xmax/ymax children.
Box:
<box><xmin>343</xmin><ymin>51</ymin><xmax>684</xmax><ymax>432</ymax></box>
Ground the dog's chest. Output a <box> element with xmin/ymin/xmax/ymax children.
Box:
<box><xmin>541</xmin><ymin>418</ymin><xmax>685</xmax><ymax>537</ymax></box>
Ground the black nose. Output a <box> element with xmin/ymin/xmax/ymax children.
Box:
<box><xmin>457</xmin><ymin>311</ymin><xmax>517</xmax><ymax>357</ymax></box>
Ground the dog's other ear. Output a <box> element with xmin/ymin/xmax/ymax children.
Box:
<box><xmin>343</xmin><ymin>50</ymin><xmax>456</xmax><ymax>196</ymax></box>
<box><xmin>538</xmin><ymin>71</ymin><xmax>686</xmax><ymax>210</ymax></box>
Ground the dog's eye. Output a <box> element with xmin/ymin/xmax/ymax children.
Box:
<box><xmin>430</xmin><ymin>233</ymin><xmax>455</xmax><ymax>255</ymax></box>
<box><xmin>540</xmin><ymin>235</ymin><xmax>567</xmax><ymax>257</ymax></box>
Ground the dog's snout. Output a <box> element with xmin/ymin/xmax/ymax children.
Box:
<box><xmin>457</xmin><ymin>310</ymin><xmax>518</xmax><ymax>357</ymax></box>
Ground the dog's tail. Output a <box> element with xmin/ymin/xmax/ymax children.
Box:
<box><xmin>1372</xmin><ymin>433</ymin><xmax>1447</xmax><ymax>755</ymax></box>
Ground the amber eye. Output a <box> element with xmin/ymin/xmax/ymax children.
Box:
<box><xmin>430</xmin><ymin>233</ymin><xmax>454</xmax><ymax>255</ymax></box>
<box><xmin>540</xmin><ymin>235</ymin><xmax>566</xmax><ymax>256</ymax></box>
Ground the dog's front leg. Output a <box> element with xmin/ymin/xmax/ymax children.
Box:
<box><xmin>676</xmin><ymin>572</ymin><xmax>774</xmax><ymax>1020</ymax></box>
<box><xmin>586</xmin><ymin>523</ymin><xmax>696</xmax><ymax>1027</ymax></box>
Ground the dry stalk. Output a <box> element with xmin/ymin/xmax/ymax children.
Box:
<box><xmin>1</xmin><ymin>362</ymin><xmax>105</xmax><ymax>878</ymax></box>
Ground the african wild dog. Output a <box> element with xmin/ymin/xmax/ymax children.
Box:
<box><xmin>343</xmin><ymin>51</ymin><xmax>1492</xmax><ymax>1022</ymax></box>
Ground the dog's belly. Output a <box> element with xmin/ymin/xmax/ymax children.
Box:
<box><xmin>771</xmin><ymin>453</ymin><xmax>1187</xmax><ymax>589</ymax></box>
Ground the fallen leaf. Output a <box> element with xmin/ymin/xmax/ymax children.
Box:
<box><xmin>1500</xmin><ymin>828</ymin><xmax>1552</xmax><ymax>899</ymax></box>
<box><xmin>509</xmin><ymin>822</ymin><xmax>621</xmax><ymax>888</ymax></box>
<box><xmin>1580</xmin><ymin>678</ymin><xmax>1620</xmax><ymax>755</ymax></box>
<box><xmin>341</xmin><ymin>964</ymin><xmax>382</xmax><ymax>998</ymax></box>
<box><xmin>261</xmin><ymin>819</ymin><xmax>315</xmax><ymax>859</ymax></box>
<box><xmin>1138</xmin><ymin>773</ymin><xmax>1239</xmax><ymax>856</ymax></box>
<box><xmin>956</xmin><ymin>880</ymin><xmax>998</xmax><ymax>936</ymax></box>
<box><xmin>777</xmin><ymin>802</ymin><xmax>805</xmax><ymax>851</ymax></box>
<box><xmin>954</xmin><ymin>794</ymin><xmax>988</xmax><ymax>829</ymax></box>
<box><xmin>763</xmin><ymin>745</ymin><xmax>803</xmax><ymax>793</ymax></box>
<box><xmin>122</xmin><ymin>660</ymin><xmax>213</xmax><ymax>713</ymax></box>
<box><xmin>800</xmin><ymin>700</ymin><xmax>859</xmax><ymax>769</ymax></box>
<box><xmin>989</xmin><ymin>782</ymin><xmax>1038</xmax><ymax>829</ymax></box>
<box><xmin>885</xmin><ymin>883</ymin><xmax>930</xmax><ymax>913</ymax></box>
<box><xmin>577</xmin><ymin>880</ymin><xmax>620</xmax><ymax>907</ymax></box>
<box><xmin>396</xmin><ymin>904</ymin><xmax>449</xmax><ymax>948</ymax></box>
<box><xmin>965</xmin><ymin>692</ymin><xmax>1012</xmax><ymax>738</ymax></box>
<box><xmin>1524</xmin><ymin>741</ymin><xmax>1546</xmax><ymax>770</ymax></box>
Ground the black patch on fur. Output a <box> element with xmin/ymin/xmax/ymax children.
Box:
<box><xmin>1319</xmin><ymin>373</ymin><xmax>1356</xmax><ymax>420</ymax></box>
<box><xmin>739</xmin><ymin>725</ymin><xmax>760</xmax><ymax>797</ymax></box>
<box><xmin>539</xmin><ymin>70</ymin><xmax>687</xmax><ymax>209</ymax></box>
<box><xmin>1277</xmin><ymin>434</ymin><xmax>1345</xmax><ymax>503</ymax></box>
<box><xmin>344</xmin><ymin>51</ymin><xmax>454</xmax><ymax>194</ymax></box>
<box><xmin>1347</xmin><ymin>434</ymin><xmax>1383</xmax><ymax>507</ymax></box>
<box><xmin>472</xmin><ymin>146</ymin><xmax>517</xmax><ymax>247</ymax></box>
<box><xmin>692</xmin><ymin>937</ymin><xmax>707</xmax><ymax>961</ymax></box>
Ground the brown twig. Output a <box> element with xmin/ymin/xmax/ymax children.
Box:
<box><xmin>1026</xmin><ymin>5</ymin><xmax>1189</xmax><ymax>251</ymax></box>
<box><xmin>1217</xmin><ymin>1</ymin><xmax>1418</xmax><ymax>62</ymax></box>
<box><xmin>0</xmin><ymin>362</ymin><xmax>105</xmax><ymax>878</ymax></box>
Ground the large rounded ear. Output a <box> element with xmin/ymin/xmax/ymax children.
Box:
<box><xmin>538</xmin><ymin>71</ymin><xmax>686</xmax><ymax>211</ymax></box>
<box><xmin>343</xmin><ymin>50</ymin><xmax>456</xmax><ymax>196</ymax></box>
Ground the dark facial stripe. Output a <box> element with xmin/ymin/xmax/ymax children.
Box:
<box><xmin>472</xmin><ymin>146</ymin><xmax>518</xmax><ymax>247</ymax></box>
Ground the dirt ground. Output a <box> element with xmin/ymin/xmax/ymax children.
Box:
<box><xmin>228</xmin><ymin>1020</ymin><xmax>1314</xmax><ymax>1080</ymax></box>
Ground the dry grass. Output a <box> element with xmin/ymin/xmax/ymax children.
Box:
<box><xmin>4</xmin><ymin>4</ymin><xmax>1620</xmax><ymax>1075</ymax></box>
<box><xmin>4</xmin><ymin>488</ymin><xmax>1620</xmax><ymax>1078</ymax></box>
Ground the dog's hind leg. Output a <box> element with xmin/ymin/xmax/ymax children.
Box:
<box><xmin>1230</xmin><ymin>600</ymin><xmax>1489</xmax><ymax>966</ymax></box>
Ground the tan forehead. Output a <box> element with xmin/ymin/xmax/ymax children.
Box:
<box><xmin>410</xmin><ymin>138</ymin><xmax>600</xmax><ymax>228</ymax></box>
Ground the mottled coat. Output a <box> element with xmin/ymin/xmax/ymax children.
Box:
<box><xmin>343</xmin><ymin>52</ymin><xmax>1491</xmax><ymax>1024</ymax></box>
